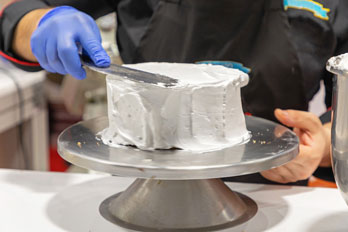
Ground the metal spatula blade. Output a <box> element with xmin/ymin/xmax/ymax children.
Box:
<box><xmin>80</xmin><ymin>55</ymin><xmax>178</xmax><ymax>87</ymax></box>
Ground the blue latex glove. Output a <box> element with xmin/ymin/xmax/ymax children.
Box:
<box><xmin>31</xmin><ymin>6</ymin><xmax>110</xmax><ymax>79</ymax></box>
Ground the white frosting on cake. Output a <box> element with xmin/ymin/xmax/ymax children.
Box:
<box><xmin>327</xmin><ymin>53</ymin><xmax>348</xmax><ymax>73</ymax></box>
<box><xmin>100</xmin><ymin>62</ymin><xmax>250</xmax><ymax>151</ymax></box>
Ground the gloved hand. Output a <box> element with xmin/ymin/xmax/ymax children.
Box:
<box><xmin>31</xmin><ymin>6</ymin><xmax>110</xmax><ymax>79</ymax></box>
<box><xmin>260</xmin><ymin>109</ymin><xmax>331</xmax><ymax>183</ymax></box>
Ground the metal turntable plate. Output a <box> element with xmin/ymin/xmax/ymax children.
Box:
<box><xmin>58</xmin><ymin>116</ymin><xmax>298</xmax><ymax>180</ymax></box>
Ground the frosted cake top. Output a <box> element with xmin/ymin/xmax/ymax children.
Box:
<box><xmin>123</xmin><ymin>62</ymin><xmax>249</xmax><ymax>87</ymax></box>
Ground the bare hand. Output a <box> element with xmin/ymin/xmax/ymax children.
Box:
<box><xmin>260</xmin><ymin>109</ymin><xmax>331</xmax><ymax>183</ymax></box>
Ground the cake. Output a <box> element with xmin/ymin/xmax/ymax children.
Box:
<box><xmin>100</xmin><ymin>62</ymin><xmax>250</xmax><ymax>151</ymax></box>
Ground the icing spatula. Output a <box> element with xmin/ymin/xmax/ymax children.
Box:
<box><xmin>80</xmin><ymin>55</ymin><xmax>178</xmax><ymax>87</ymax></box>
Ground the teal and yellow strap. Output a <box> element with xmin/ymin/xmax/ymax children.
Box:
<box><xmin>284</xmin><ymin>0</ymin><xmax>330</xmax><ymax>20</ymax></box>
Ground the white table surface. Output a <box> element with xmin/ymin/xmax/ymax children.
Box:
<box><xmin>1</xmin><ymin>168</ymin><xmax>347</xmax><ymax>232</ymax></box>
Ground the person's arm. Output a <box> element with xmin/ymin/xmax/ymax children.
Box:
<box><xmin>12</xmin><ymin>8</ymin><xmax>52</xmax><ymax>62</ymax></box>
<box><xmin>0</xmin><ymin>0</ymin><xmax>117</xmax><ymax>71</ymax></box>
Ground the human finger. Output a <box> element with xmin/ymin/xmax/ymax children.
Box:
<box><xmin>274</xmin><ymin>109</ymin><xmax>321</xmax><ymax>134</ymax></box>
<box><xmin>46</xmin><ymin>37</ymin><xmax>67</xmax><ymax>75</ymax></box>
<box><xmin>31</xmin><ymin>28</ymin><xmax>55</xmax><ymax>73</ymax></box>
<box><xmin>78</xmin><ymin>22</ymin><xmax>110</xmax><ymax>67</ymax></box>
<box><xmin>57</xmin><ymin>37</ymin><xmax>86</xmax><ymax>79</ymax></box>
<box><xmin>261</xmin><ymin>168</ymin><xmax>289</xmax><ymax>183</ymax></box>
<box><xmin>261</xmin><ymin>165</ymin><xmax>299</xmax><ymax>183</ymax></box>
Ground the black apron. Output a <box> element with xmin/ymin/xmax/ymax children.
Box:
<box><xmin>132</xmin><ymin>0</ymin><xmax>308</xmax><ymax>185</ymax></box>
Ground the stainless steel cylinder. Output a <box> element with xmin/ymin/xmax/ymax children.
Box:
<box><xmin>327</xmin><ymin>55</ymin><xmax>348</xmax><ymax>204</ymax></box>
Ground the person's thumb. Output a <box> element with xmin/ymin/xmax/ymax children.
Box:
<box><xmin>80</xmin><ymin>36</ymin><xmax>110</xmax><ymax>67</ymax></box>
<box><xmin>274</xmin><ymin>109</ymin><xmax>321</xmax><ymax>133</ymax></box>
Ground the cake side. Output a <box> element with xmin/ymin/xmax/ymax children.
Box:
<box><xmin>100</xmin><ymin>63</ymin><xmax>250</xmax><ymax>151</ymax></box>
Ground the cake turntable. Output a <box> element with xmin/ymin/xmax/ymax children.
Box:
<box><xmin>58</xmin><ymin>116</ymin><xmax>299</xmax><ymax>231</ymax></box>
